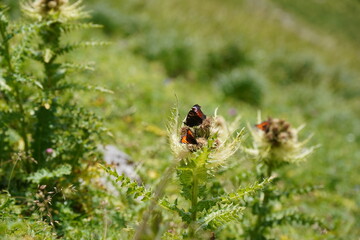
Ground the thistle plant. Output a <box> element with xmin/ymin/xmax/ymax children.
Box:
<box><xmin>0</xmin><ymin>0</ymin><xmax>107</xmax><ymax>233</ymax></box>
<box><xmin>161</xmin><ymin>105</ymin><xmax>270</xmax><ymax>239</ymax></box>
<box><xmin>243</xmin><ymin>116</ymin><xmax>326</xmax><ymax>239</ymax></box>
<box><xmin>21</xmin><ymin>0</ymin><xmax>87</xmax><ymax>21</ymax></box>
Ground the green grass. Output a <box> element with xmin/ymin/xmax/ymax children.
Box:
<box><xmin>76</xmin><ymin>0</ymin><xmax>360</xmax><ymax>238</ymax></box>
<box><xmin>2</xmin><ymin>0</ymin><xmax>360</xmax><ymax>238</ymax></box>
<box><xmin>272</xmin><ymin>0</ymin><xmax>360</xmax><ymax>45</ymax></box>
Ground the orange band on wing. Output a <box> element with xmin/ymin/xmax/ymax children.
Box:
<box><xmin>255</xmin><ymin>121</ymin><xmax>270</xmax><ymax>131</ymax></box>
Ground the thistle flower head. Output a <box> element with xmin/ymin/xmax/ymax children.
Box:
<box><xmin>45</xmin><ymin>148</ymin><xmax>54</xmax><ymax>155</ymax></box>
<box><xmin>21</xmin><ymin>0</ymin><xmax>87</xmax><ymax>21</ymax></box>
<box><xmin>247</xmin><ymin>116</ymin><xmax>315</xmax><ymax>165</ymax></box>
<box><xmin>168</xmin><ymin>105</ymin><xmax>243</xmax><ymax>168</ymax></box>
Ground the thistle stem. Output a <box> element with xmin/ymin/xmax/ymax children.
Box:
<box><xmin>189</xmin><ymin>171</ymin><xmax>199</xmax><ymax>238</ymax></box>
<box><xmin>0</xmin><ymin>21</ymin><xmax>30</xmax><ymax>157</ymax></box>
<box><xmin>251</xmin><ymin>163</ymin><xmax>273</xmax><ymax>239</ymax></box>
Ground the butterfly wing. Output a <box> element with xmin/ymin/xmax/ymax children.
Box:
<box><xmin>192</xmin><ymin>104</ymin><xmax>206</xmax><ymax>120</ymax></box>
<box><xmin>180</xmin><ymin>129</ymin><xmax>198</xmax><ymax>144</ymax></box>
<box><xmin>255</xmin><ymin>121</ymin><xmax>270</xmax><ymax>132</ymax></box>
<box><xmin>184</xmin><ymin>104</ymin><xmax>206</xmax><ymax>127</ymax></box>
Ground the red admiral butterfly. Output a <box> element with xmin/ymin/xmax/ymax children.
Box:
<box><xmin>184</xmin><ymin>104</ymin><xmax>206</xmax><ymax>127</ymax></box>
<box><xmin>180</xmin><ymin>128</ymin><xmax>198</xmax><ymax>144</ymax></box>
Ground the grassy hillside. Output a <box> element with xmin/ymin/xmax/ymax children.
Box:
<box><xmin>272</xmin><ymin>0</ymin><xmax>360</xmax><ymax>46</ymax></box>
<box><xmin>83</xmin><ymin>0</ymin><xmax>360</xmax><ymax>238</ymax></box>
<box><xmin>1</xmin><ymin>0</ymin><xmax>359</xmax><ymax>239</ymax></box>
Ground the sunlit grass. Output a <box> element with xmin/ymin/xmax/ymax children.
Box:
<box><xmin>2</xmin><ymin>0</ymin><xmax>359</xmax><ymax>238</ymax></box>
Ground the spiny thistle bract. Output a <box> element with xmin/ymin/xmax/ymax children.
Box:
<box><xmin>21</xmin><ymin>0</ymin><xmax>87</xmax><ymax>21</ymax></box>
<box><xmin>247</xmin><ymin>116</ymin><xmax>316</xmax><ymax>165</ymax></box>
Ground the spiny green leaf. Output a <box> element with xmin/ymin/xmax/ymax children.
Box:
<box><xmin>264</xmin><ymin>209</ymin><xmax>329</xmax><ymax>232</ymax></box>
<box><xmin>220</xmin><ymin>177</ymin><xmax>272</xmax><ymax>203</ymax></box>
<box><xmin>60</xmin><ymin>23</ymin><xmax>103</xmax><ymax>33</ymax></box>
<box><xmin>61</xmin><ymin>62</ymin><xmax>95</xmax><ymax>71</ymax></box>
<box><xmin>100</xmin><ymin>164</ymin><xmax>152</xmax><ymax>201</ymax></box>
<box><xmin>197</xmin><ymin>203</ymin><xmax>245</xmax><ymax>230</ymax></box>
<box><xmin>279</xmin><ymin>185</ymin><xmax>323</xmax><ymax>199</ymax></box>
<box><xmin>12</xmin><ymin>73</ymin><xmax>43</xmax><ymax>89</ymax></box>
<box><xmin>159</xmin><ymin>198</ymin><xmax>191</xmax><ymax>223</ymax></box>
<box><xmin>56</xmin><ymin>41</ymin><xmax>110</xmax><ymax>56</ymax></box>
<box><xmin>27</xmin><ymin>164</ymin><xmax>72</xmax><ymax>184</ymax></box>
<box><xmin>196</xmin><ymin>177</ymin><xmax>272</xmax><ymax>209</ymax></box>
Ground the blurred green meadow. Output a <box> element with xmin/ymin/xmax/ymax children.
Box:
<box><xmin>1</xmin><ymin>0</ymin><xmax>360</xmax><ymax>239</ymax></box>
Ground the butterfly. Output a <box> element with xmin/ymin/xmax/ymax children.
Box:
<box><xmin>180</xmin><ymin>128</ymin><xmax>198</xmax><ymax>144</ymax></box>
<box><xmin>184</xmin><ymin>104</ymin><xmax>206</xmax><ymax>127</ymax></box>
<box><xmin>255</xmin><ymin>120</ymin><xmax>270</xmax><ymax>132</ymax></box>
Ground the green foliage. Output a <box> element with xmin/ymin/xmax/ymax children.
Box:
<box><xmin>242</xmin><ymin>120</ymin><xmax>328</xmax><ymax>239</ymax></box>
<box><xmin>90</xmin><ymin>2</ymin><xmax>147</xmax><ymax>36</ymax></box>
<box><xmin>328</xmin><ymin>67</ymin><xmax>360</xmax><ymax>99</ymax></box>
<box><xmin>0</xmin><ymin>3</ymin><xmax>108</xmax><ymax>237</ymax></box>
<box><xmin>133</xmin><ymin>31</ymin><xmax>193</xmax><ymax>78</ymax></box>
<box><xmin>264</xmin><ymin>210</ymin><xmax>327</xmax><ymax>231</ymax></box>
<box><xmin>1</xmin><ymin>0</ymin><xmax>359</xmax><ymax>238</ymax></box>
<box><xmin>200</xmin><ymin>42</ymin><xmax>252</xmax><ymax>81</ymax></box>
<box><xmin>162</xmin><ymin>231</ymin><xmax>183</xmax><ymax>240</ymax></box>
<box><xmin>268</xmin><ymin>53</ymin><xmax>323</xmax><ymax>85</ymax></box>
<box><xmin>158</xmin><ymin>110</ymin><xmax>272</xmax><ymax>239</ymax></box>
<box><xmin>101</xmin><ymin>165</ymin><xmax>152</xmax><ymax>201</ymax></box>
<box><xmin>217</xmin><ymin>69</ymin><xmax>264</xmax><ymax>106</ymax></box>
<box><xmin>219</xmin><ymin>178</ymin><xmax>272</xmax><ymax>204</ymax></box>
<box><xmin>198</xmin><ymin>204</ymin><xmax>244</xmax><ymax>230</ymax></box>
<box><xmin>272</xmin><ymin>0</ymin><xmax>360</xmax><ymax>44</ymax></box>
<box><xmin>0</xmin><ymin>192</ymin><xmax>55</xmax><ymax>239</ymax></box>
<box><xmin>27</xmin><ymin>164</ymin><xmax>72</xmax><ymax>184</ymax></box>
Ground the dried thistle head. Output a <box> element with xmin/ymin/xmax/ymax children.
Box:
<box><xmin>168</xmin><ymin>105</ymin><xmax>243</xmax><ymax>168</ymax></box>
<box><xmin>247</xmin><ymin>116</ymin><xmax>316</xmax><ymax>165</ymax></box>
<box><xmin>21</xmin><ymin>0</ymin><xmax>87</xmax><ymax>21</ymax></box>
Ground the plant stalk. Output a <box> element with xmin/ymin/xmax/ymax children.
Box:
<box><xmin>133</xmin><ymin>162</ymin><xmax>176</xmax><ymax>240</ymax></box>
<box><xmin>251</xmin><ymin>163</ymin><xmax>273</xmax><ymax>239</ymax></box>
<box><xmin>0</xmin><ymin>21</ymin><xmax>30</xmax><ymax>156</ymax></box>
<box><xmin>189</xmin><ymin>171</ymin><xmax>199</xmax><ymax>238</ymax></box>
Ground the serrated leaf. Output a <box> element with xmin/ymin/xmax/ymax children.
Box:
<box><xmin>12</xmin><ymin>73</ymin><xmax>43</xmax><ymax>89</ymax></box>
<box><xmin>159</xmin><ymin>198</ymin><xmax>192</xmax><ymax>223</ymax></box>
<box><xmin>60</xmin><ymin>23</ymin><xmax>103</xmax><ymax>33</ymax></box>
<box><xmin>56</xmin><ymin>41</ymin><xmax>110</xmax><ymax>56</ymax></box>
<box><xmin>27</xmin><ymin>164</ymin><xmax>72</xmax><ymax>184</ymax></box>
<box><xmin>264</xmin><ymin>209</ymin><xmax>329</xmax><ymax>232</ymax></box>
<box><xmin>100</xmin><ymin>164</ymin><xmax>152</xmax><ymax>201</ymax></box>
<box><xmin>280</xmin><ymin>185</ymin><xmax>323</xmax><ymax>199</ymax></box>
<box><xmin>220</xmin><ymin>177</ymin><xmax>272</xmax><ymax>204</ymax></box>
<box><xmin>197</xmin><ymin>204</ymin><xmax>245</xmax><ymax>230</ymax></box>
